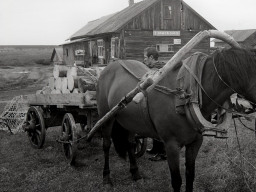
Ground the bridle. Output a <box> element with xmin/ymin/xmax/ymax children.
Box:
<box><xmin>212</xmin><ymin>56</ymin><xmax>256</xmax><ymax>111</ymax></box>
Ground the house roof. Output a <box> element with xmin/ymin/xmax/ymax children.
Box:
<box><xmin>70</xmin><ymin>13</ymin><xmax>116</xmax><ymax>40</ymax></box>
<box><xmin>51</xmin><ymin>47</ymin><xmax>63</xmax><ymax>62</ymax></box>
<box><xmin>69</xmin><ymin>0</ymin><xmax>159</xmax><ymax>40</ymax></box>
<box><xmin>182</xmin><ymin>1</ymin><xmax>215</xmax><ymax>30</ymax></box>
<box><xmin>214</xmin><ymin>29</ymin><xmax>256</xmax><ymax>43</ymax></box>
<box><xmin>69</xmin><ymin>0</ymin><xmax>215</xmax><ymax>41</ymax></box>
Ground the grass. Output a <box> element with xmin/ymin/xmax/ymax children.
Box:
<box><xmin>1</xmin><ymin>120</ymin><xmax>256</xmax><ymax>192</ymax></box>
<box><xmin>195</xmin><ymin>118</ymin><xmax>256</xmax><ymax>192</ymax></box>
<box><xmin>0</xmin><ymin>45</ymin><xmax>54</xmax><ymax>67</ymax></box>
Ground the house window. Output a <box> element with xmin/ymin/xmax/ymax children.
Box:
<box><xmin>164</xmin><ymin>5</ymin><xmax>172</xmax><ymax>19</ymax></box>
<box><xmin>156</xmin><ymin>44</ymin><xmax>174</xmax><ymax>52</ymax></box>
<box><xmin>111</xmin><ymin>38</ymin><xmax>115</xmax><ymax>58</ymax></box>
<box><xmin>97</xmin><ymin>39</ymin><xmax>104</xmax><ymax>58</ymax></box>
<box><xmin>66</xmin><ymin>48</ymin><xmax>68</xmax><ymax>57</ymax></box>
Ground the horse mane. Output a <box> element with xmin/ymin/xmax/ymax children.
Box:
<box><xmin>210</xmin><ymin>47</ymin><xmax>256</xmax><ymax>92</ymax></box>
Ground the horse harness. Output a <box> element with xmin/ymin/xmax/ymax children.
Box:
<box><xmin>117</xmin><ymin>60</ymin><xmax>158</xmax><ymax>134</ymax></box>
<box><xmin>117</xmin><ymin>59</ymin><xmax>192</xmax><ymax>135</ymax></box>
<box><xmin>117</xmin><ymin>56</ymin><xmax>241</xmax><ymax>138</ymax></box>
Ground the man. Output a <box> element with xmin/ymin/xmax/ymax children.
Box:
<box><xmin>143</xmin><ymin>47</ymin><xmax>166</xmax><ymax>161</ymax></box>
<box><xmin>143</xmin><ymin>47</ymin><xmax>165</xmax><ymax>69</ymax></box>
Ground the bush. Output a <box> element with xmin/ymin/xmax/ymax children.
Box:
<box><xmin>34</xmin><ymin>59</ymin><xmax>51</xmax><ymax>65</ymax></box>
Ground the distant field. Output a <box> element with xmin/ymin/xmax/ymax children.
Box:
<box><xmin>0</xmin><ymin>45</ymin><xmax>56</xmax><ymax>101</ymax></box>
<box><xmin>0</xmin><ymin>45</ymin><xmax>56</xmax><ymax>66</ymax></box>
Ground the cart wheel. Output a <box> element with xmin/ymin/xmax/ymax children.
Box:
<box><xmin>134</xmin><ymin>136</ymin><xmax>147</xmax><ymax>158</ymax></box>
<box><xmin>61</xmin><ymin>113</ymin><xmax>78</xmax><ymax>165</ymax></box>
<box><xmin>25</xmin><ymin>106</ymin><xmax>46</xmax><ymax>149</ymax></box>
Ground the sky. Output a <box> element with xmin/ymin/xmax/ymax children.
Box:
<box><xmin>1</xmin><ymin>0</ymin><xmax>256</xmax><ymax>45</ymax></box>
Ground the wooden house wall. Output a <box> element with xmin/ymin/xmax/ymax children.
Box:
<box><xmin>120</xmin><ymin>0</ymin><xmax>213</xmax><ymax>62</ymax></box>
<box><xmin>123</xmin><ymin>29</ymin><xmax>210</xmax><ymax>62</ymax></box>
<box><xmin>124</xmin><ymin>0</ymin><xmax>212</xmax><ymax>31</ymax></box>
<box><xmin>63</xmin><ymin>42</ymin><xmax>89</xmax><ymax>65</ymax></box>
<box><xmin>125</xmin><ymin>0</ymin><xmax>181</xmax><ymax>30</ymax></box>
<box><xmin>181</xmin><ymin>5</ymin><xmax>213</xmax><ymax>31</ymax></box>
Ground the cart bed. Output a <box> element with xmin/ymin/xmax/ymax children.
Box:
<box><xmin>27</xmin><ymin>91</ymin><xmax>97</xmax><ymax>109</ymax></box>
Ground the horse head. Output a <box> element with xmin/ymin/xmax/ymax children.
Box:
<box><xmin>205</xmin><ymin>48</ymin><xmax>256</xmax><ymax>110</ymax></box>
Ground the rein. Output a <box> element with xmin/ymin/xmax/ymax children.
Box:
<box><xmin>212</xmin><ymin>57</ymin><xmax>256</xmax><ymax>109</ymax></box>
<box><xmin>182</xmin><ymin>61</ymin><xmax>232</xmax><ymax>111</ymax></box>
<box><xmin>212</xmin><ymin>57</ymin><xmax>237</xmax><ymax>93</ymax></box>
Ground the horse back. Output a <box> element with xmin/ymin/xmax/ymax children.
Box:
<box><xmin>96</xmin><ymin>60</ymin><xmax>160</xmax><ymax>137</ymax></box>
<box><xmin>96</xmin><ymin>60</ymin><xmax>148</xmax><ymax>115</ymax></box>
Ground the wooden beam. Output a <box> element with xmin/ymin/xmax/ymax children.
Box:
<box><xmin>133</xmin><ymin>30</ymin><xmax>241</xmax><ymax>103</ymax></box>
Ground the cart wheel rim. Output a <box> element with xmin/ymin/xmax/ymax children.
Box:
<box><xmin>26</xmin><ymin>106</ymin><xmax>46</xmax><ymax>149</ymax></box>
<box><xmin>61</xmin><ymin>113</ymin><xmax>78</xmax><ymax>164</ymax></box>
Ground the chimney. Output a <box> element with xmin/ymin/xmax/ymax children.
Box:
<box><xmin>129</xmin><ymin>0</ymin><xmax>134</xmax><ymax>6</ymax></box>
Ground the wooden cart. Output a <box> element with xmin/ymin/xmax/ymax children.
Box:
<box><xmin>23</xmin><ymin>91</ymin><xmax>147</xmax><ymax>164</ymax></box>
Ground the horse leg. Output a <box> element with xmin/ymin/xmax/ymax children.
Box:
<box><xmin>102</xmin><ymin>119</ymin><xmax>114</xmax><ymax>186</ymax></box>
<box><xmin>185</xmin><ymin>135</ymin><xmax>203</xmax><ymax>192</ymax></box>
<box><xmin>127</xmin><ymin>133</ymin><xmax>142</xmax><ymax>181</ymax></box>
<box><xmin>165</xmin><ymin>140</ymin><xmax>182</xmax><ymax>192</ymax></box>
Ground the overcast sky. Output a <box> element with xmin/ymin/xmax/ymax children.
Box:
<box><xmin>1</xmin><ymin>0</ymin><xmax>256</xmax><ymax>45</ymax></box>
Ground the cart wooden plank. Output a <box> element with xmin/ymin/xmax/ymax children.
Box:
<box><xmin>27</xmin><ymin>91</ymin><xmax>97</xmax><ymax>108</ymax></box>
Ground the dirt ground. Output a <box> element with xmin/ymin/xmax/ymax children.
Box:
<box><xmin>0</xmin><ymin>65</ymin><xmax>52</xmax><ymax>115</ymax></box>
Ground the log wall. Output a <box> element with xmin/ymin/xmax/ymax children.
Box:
<box><xmin>124</xmin><ymin>30</ymin><xmax>210</xmax><ymax>62</ymax></box>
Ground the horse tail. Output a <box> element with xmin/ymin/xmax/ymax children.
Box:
<box><xmin>111</xmin><ymin>120</ymin><xmax>129</xmax><ymax>159</ymax></box>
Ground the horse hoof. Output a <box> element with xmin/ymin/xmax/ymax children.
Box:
<box><xmin>103</xmin><ymin>177</ymin><xmax>113</xmax><ymax>186</ymax></box>
<box><xmin>132</xmin><ymin>172</ymin><xmax>142</xmax><ymax>181</ymax></box>
<box><xmin>136</xmin><ymin>178</ymin><xmax>145</xmax><ymax>185</ymax></box>
<box><xmin>102</xmin><ymin>183</ymin><xmax>113</xmax><ymax>192</ymax></box>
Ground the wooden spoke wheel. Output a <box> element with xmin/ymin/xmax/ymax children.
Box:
<box><xmin>134</xmin><ymin>136</ymin><xmax>147</xmax><ymax>158</ymax></box>
<box><xmin>61</xmin><ymin>113</ymin><xmax>78</xmax><ymax>165</ymax></box>
<box><xmin>26</xmin><ymin>106</ymin><xmax>46</xmax><ymax>149</ymax></box>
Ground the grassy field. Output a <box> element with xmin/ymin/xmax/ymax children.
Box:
<box><xmin>0</xmin><ymin>46</ymin><xmax>54</xmax><ymax>101</ymax></box>
<box><xmin>1</xmin><ymin>121</ymin><xmax>256</xmax><ymax>192</ymax></box>
<box><xmin>0</xmin><ymin>45</ymin><xmax>54</xmax><ymax>66</ymax></box>
<box><xmin>0</xmin><ymin>47</ymin><xmax>256</xmax><ymax>191</ymax></box>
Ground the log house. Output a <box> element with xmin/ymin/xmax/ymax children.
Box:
<box><xmin>62</xmin><ymin>0</ymin><xmax>216</xmax><ymax>66</ymax></box>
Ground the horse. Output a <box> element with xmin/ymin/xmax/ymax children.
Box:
<box><xmin>96</xmin><ymin>48</ymin><xmax>256</xmax><ymax>192</ymax></box>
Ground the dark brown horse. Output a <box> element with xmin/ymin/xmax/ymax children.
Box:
<box><xmin>96</xmin><ymin>48</ymin><xmax>256</xmax><ymax>192</ymax></box>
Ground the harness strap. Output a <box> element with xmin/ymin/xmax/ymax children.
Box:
<box><xmin>154</xmin><ymin>85</ymin><xmax>191</xmax><ymax>99</ymax></box>
<box><xmin>183</xmin><ymin>62</ymin><xmax>230</xmax><ymax>110</ymax></box>
<box><xmin>118</xmin><ymin>60</ymin><xmax>141</xmax><ymax>80</ymax></box>
<box><xmin>117</xmin><ymin>60</ymin><xmax>158</xmax><ymax>134</ymax></box>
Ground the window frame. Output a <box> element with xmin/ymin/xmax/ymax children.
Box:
<box><xmin>111</xmin><ymin>37</ymin><xmax>115</xmax><ymax>59</ymax></box>
<box><xmin>156</xmin><ymin>44</ymin><xmax>174</xmax><ymax>53</ymax></box>
<box><xmin>97</xmin><ymin>39</ymin><xmax>104</xmax><ymax>59</ymax></box>
<box><xmin>163</xmin><ymin>5</ymin><xmax>172</xmax><ymax>19</ymax></box>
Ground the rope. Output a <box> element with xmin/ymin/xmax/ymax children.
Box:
<box><xmin>212</xmin><ymin>135</ymin><xmax>255</xmax><ymax>192</ymax></box>
<box><xmin>237</xmin><ymin>117</ymin><xmax>255</xmax><ymax>132</ymax></box>
<box><xmin>233</xmin><ymin>118</ymin><xmax>254</xmax><ymax>192</ymax></box>
<box><xmin>154</xmin><ymin>85</ymin><xmax>188</xmax><ymax>97</ymax></box>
